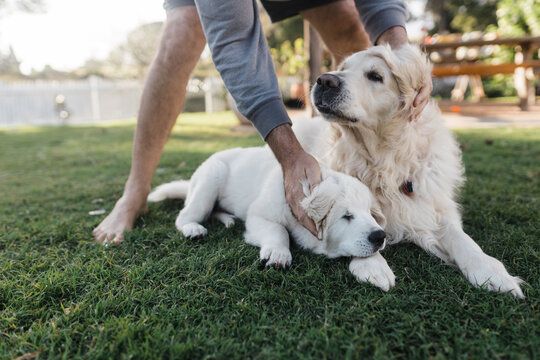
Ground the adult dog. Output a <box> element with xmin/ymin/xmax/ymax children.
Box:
<box><xmin>148</xmin><ymin>147</ymin><xmax>395</xmax><ymax>290</ymax></box>
<box><xmin>293</xmin><ymin>44</ymin><xmax>524</xmax><ymax>298</ymax></box>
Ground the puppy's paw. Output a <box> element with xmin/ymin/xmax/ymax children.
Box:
<box><xmin>178</xmin><ymin>222</ymin><xmax>207</xmax><ymax>239</ymax></box>
<box><xmin>260</xmin><ymin>247</ymin><xmax>292</xmax><ymax>270</ymax></box>
<box><xmin>213</xmin><ymin>212</ymin><xmax>235</xmax><ymax>228</ymax></box>
<box><xmin>349</xmin><ymin>252</ymin><xmax>396</xmax><ymax>292</ymax></box>
<box><xmin>462</xmin><ymin>254</ymin><xmax>525</xmax><ymax>299</ymax></box>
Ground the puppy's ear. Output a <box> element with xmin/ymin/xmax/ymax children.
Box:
<box><xmin>300</xmin><ymin>176</ymin><xmax>340</xmax><ymax>238</ymax></box>
<box><xmin>370</xmin><ymin>196</ymin><xmax>387</xmax><ymax>229</ymax></box>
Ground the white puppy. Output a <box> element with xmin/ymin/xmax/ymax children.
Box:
<box><xmin>148</xmin><ymin>146</ymin><xmax>395</xmax><ymax>291</ymax></box>
<box><xmin>293</xmin><ymin>44</ymin><xmax>525</xmax><ymax>297</ymax></box>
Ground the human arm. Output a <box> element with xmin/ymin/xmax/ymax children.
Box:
<box><xmin>266</xmin><ymin>124</ymin><xmax>321</xmax><ymax>236</ymax></box>
<box><xmin>194</xmin><ymin>0</ymin><xmax>289</xmax><ymax>139</ymax></box>
<box><xmin>193</xmin><ymin>0</ymin><xmax>321</xmax><ymax>235</ymax></box>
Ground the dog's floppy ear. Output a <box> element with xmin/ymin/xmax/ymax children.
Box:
<box><xmin>370</xmin><ymin>195</ymin><xmax>387</xmax><ymax>229</ymax></box>
<box><xmin>376</xmin><ymin>44</ymin><xmax>432</xmax><ymax>121</ymax></box>
<box><xmin>396</xmin><ymin>46</ymin><xmax>431</xmax><ymax>121</ymax></box>
<box><xmin>300</xmin><ymin>176</ymin><xmax>340</xmax><ymax>239</ymax></box>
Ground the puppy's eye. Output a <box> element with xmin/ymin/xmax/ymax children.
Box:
<box><xmin>342</xmin><ymin>212</ymin><xmax>354</xmax><ymax>221</ymax></box>
<box><xmin>366</xmin><ymin>71</ymin><xmax>383</xmax><ymax>83</ymax></box>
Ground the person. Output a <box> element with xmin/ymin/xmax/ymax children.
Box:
<box><xmin>92</xmin><ymin>0</ymin><xmax>432</xmax><ymax>244</ymax></box>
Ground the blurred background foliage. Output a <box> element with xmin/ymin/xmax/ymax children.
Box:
<box><xmin>425</xmin><ymin>0</ymin><xmax>539</xmax><ymax>99</ymax></box>
<box><xmin>0</xmin><ymin>0</ymin><xmax>538</xmax><ymax>100</ymax></box>
<box><xmin>270</xmin><ymin>38</ymin><xmax>306</xmax><ymax>78</ymax></box>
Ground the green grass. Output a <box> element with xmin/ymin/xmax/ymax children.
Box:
<box><xmin>1</xmin><ymin>112</ymin><xmax>539</xmax><ymax>359</ymax></box>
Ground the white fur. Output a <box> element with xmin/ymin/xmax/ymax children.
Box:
<box><xmin>149</xmin><ymin>147</ymin><xmax>393</xmax><ymax>291</ymax></box>
<box><xmin>295</xmin><ymin>44</ymin><xmax>525</xmax><ymax>298</ymax></box>
<box><xmin>349</xmin><ymin>252</ymin><xmax>395</xmax><ymax>292</ymax></box>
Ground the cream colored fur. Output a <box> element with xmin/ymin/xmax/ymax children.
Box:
<box><xmin>148</xmin><ymin>146</ymin><xmax>395</xmax><ymax>291</ymax></box>
<box><xmin>295</xmin><ymin>44</ymin><xmax>525</xmax><ymax>298</ymax></box>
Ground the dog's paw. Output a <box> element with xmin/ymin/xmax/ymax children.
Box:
<box><xmin>260</xmin><ymin>247</ymin><xmax>292</xmax><ymax>270</ymax></box>
<box><xmin>349</xmin><ymin>252</ymin><xmax>396</xmax><ymax>292</ymax></box>
<box><xmin>178</xmin><ymin>222</ymin><xmax>207</xmax><ymax>239</ymax></box>
<box><xmin>462</xmin><ymin>254</ymin><xmax>525</xmax><ymax>299</ymax></box>
<box><xmin>213</xmin><ymin>212</ymin><xmax>235</xmax><ymax>228</ymax></box>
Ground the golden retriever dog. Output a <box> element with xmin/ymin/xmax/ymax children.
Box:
<box><xmin>293</xmin><ymin>44</ymin><xmax>524</xmax><ymax>298</ymax></box>
<box><xmin>148</xmin><ymin>146</ymin><xmax>395</xmax><ymax>289</ymax></box>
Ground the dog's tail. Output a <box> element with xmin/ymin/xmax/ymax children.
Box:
<box><xmin>147</xmin><ymin>180</ymin><xmax>189</xmax><ymax>202</ymax></box>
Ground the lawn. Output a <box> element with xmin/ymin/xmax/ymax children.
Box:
<box><xmin>1</xmin><ymin>112</ymin><xmax>539</xmax><ymax>359</ymax></box>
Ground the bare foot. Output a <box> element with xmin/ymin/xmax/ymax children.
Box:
<box><xmin>92</xmin><ymin>194</ymin><xmax>148</xmax><ymax>245</ymax></box>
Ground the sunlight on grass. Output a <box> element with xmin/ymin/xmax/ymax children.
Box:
<box><xmin>0</xmin><ymin>113</ymin><xmax>538</xmax><ymax>359</ymax></box>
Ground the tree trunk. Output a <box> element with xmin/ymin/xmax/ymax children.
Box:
<box><xmin>303</xmin><ymin>20</ymin><xmax>322</xmax><ymax>117</ymax></box>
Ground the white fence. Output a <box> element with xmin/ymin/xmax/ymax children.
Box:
<box><xmin>0</xmin><ymin>76</ymin><xmax>227</xmax><ymax>126</ymax></box>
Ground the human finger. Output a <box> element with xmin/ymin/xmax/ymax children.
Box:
<box><xmin>414</xmin><ymin>76</ymin><xmax>433</xmax><ymax>108</ymax></box>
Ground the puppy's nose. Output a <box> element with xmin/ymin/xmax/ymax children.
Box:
<box><xmin>316</xmin><ymin>74</ymin><xmax>340</xmax><ymax>89</ymax></box>
<box><xmin>368</xmin><ymin>230</ymin><xmax>386</xmax><ymax>248</ymax></box>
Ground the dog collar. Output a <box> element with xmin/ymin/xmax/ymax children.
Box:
<box><xmin>400</xmin><ymin>181</ymin><xmax>414</xmax><ymax>196</ymax></box>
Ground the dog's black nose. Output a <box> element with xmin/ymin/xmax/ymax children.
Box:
<box><xmin>368</xmin><ymin>230</ymin><xmax>386</xmax><ymax>247</ymax></box>
<box><xmin>316</xmin><ymin>74</ymin><xmax>340</xmax><ymax>89</ymax></box>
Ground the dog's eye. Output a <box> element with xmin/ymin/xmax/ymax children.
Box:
<box><xmin>366</xmin><ymin>71</ymin><xmax>383</xmax><ymax>83</ymax></box>
<box><xmin>342</xmin><ymin>212</ymin><xmax>354</xmax><ymax>221</ymax></box>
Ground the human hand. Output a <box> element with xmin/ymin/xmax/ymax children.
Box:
<box><xmin>282</xmin><ymin>150</ymin><xmax>322</xmax><ymax>237</ymax></box>
<box><xmin>266</xmin><ymin>124</ymin><xmax>322</xmax><ymax>237</ymax></box>
<box><xmin>411</xmin><ymin>74</ymin><xmax>433</xmax><ymax>122</ymax></box>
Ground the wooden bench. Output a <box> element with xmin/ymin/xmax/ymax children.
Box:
<box><xmin>422</xmin><ymin>36</ymin><xmax>540</xmax><ymax>110</ymax></box>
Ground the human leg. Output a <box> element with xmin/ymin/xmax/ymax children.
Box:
<box><xmin>300</xmin><ymin>0</ymin><xmax>370</xmax><ymax>66</ymax></box>
<box><xmin>93</xmin><ymin>6</ymin><xmax>206</xmax><ymax>244</ymax></box>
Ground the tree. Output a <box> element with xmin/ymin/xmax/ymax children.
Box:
<box><xmin>491</xmin><ymin>0</ymin><xmax>540</xmax><ymax>37</ymax></box>
<box><xmin>483</xmin><ymin>0</ymin><xmax>540</xmax><ymax>98</ymax></box>
<box><xmin>265</xmin><ymin>16</ymin><xmax>304</xmax><ymax>50</ymax></box>
<box><xmin>98</xmin><ymin>22</ymin><xmax>163</xmax><ymax>78</ymax></box>
<box><xmin>0</xmin><ymin>45</ymin><xmax>21</xmax><ymax>78</ymax></box>
<box><xmin>0</xmin><ymin>0</ymin><xmax>46</xmax><ymax>79</ymax></box>
<box><xmin>425</xmin><ymin>0</ymin><xmax>498</xmax><ymax>34</ymax></box>
<box><xmin>270</xmin><ymin>38</ymin><xmax>306</xmax><ymax>79</ymax></box>
<box><xmin>124</xmin><ymin>22</ymin><xmax>163</xmax><ymax>75</ymax></box>
<box><xmin>0</xmin><ymin>46</ymin><xmax>19</xmax><ymax>72</ymax></box>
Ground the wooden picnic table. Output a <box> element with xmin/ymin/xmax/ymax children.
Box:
<box><xmin>421</xmin><ymin>36</ymin><xmax>540</xmax><ymax>110</ymax></box>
